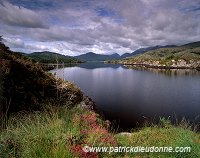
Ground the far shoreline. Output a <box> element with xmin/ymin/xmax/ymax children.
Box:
<box><xmin>105</xmin><ymin>60</ymin><xmax>200</xmax><ymax>71</ymax></box>
<box><xmin>121</xmin><ymin>63</ymin><xmax>200</xmax><ymax>71</ymax></box>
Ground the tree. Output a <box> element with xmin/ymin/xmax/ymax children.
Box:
<box><xmin>0</xmin><ymin>35</ymin><xmax>3</xmax><ymax>43</ymax></box>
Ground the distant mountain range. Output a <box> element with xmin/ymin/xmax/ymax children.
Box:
<box><xmin>116</xmin><ymin>41</ymin><xmax>200</xmax><ymax>69</ymax></box>
<box><xmin>128</xmin><ymin>45</ymin><xmax>177</xmax><ymax>57</ymax></box>
<box><xmin>73</xmin><ymin>45</ymin><xmax>178</xmax><ymax>61</ymax></box>
<box><xmin>181</xmin><ymin>41</ymin><xmax>200</xmax><ymax>48</ymax></box>
<box><xmin>73</xmin><ymin>52</ymin><xmax>121</xmax><ymax>61</ymax></box>
<box><xmin>25</xmin><ymin>51</ymin><xmax>81</xmax><ymax>63</ymax></box>
<box><xmin>23</xmin><ymin>41</ymin><xmax>200</xmax><ymax>63</ymax></box>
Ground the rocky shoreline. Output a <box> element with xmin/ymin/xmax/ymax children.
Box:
<box><xmin>122</xmin><ymin>63</ymin><xmax>200</xmax><ymax>70</ymax></box>
<box><xmin>79</xmin><ymin>95</ymin><xmax>109</xmax><ymax>123</ymax></box>
<box><xmin>79</xmin><ymin>95</ymin><xmax>98</xmax><ymax>111</ymax></box>
<box><xmin>118</xmin><ymin>59</ymin><xmax>200</xmax><ymax>70</ymax></box>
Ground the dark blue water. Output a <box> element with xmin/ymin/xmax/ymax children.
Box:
<box><xmin>51</xmin><ymin>63</ymin><xmax>200</xmax><ymax>129</ymax></box>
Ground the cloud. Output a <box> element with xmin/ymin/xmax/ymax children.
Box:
<box><xmin>1</xmin><ymin>0</ymin><xmax>200</xmax><ymax>55</ymax></box>
<box><xmin>3</xmin><ymin>37</ymin><xmax>25</xmax><ymax>48</ymax></box>
<box><xmin>0</xmin><ymin>2</ymin><xmax>48</xmax><ymax>28</ymax></box>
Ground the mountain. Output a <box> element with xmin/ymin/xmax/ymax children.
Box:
<box><xmin>133</xmin><ymin>45</ymin><xmax>176</xmax><ymax>55</ymax></box>
<box><xmin>118</xmin><ymin>45</ymin><xmax>177</xmax><ymax>59</ymax></box>
<box><xmin>74</xmin><ymin>52</ymin><xmax>121</xmax><ymax>61</ymax></box>
<box><xmin>74</xmin><ymin>45</ymin><xmax>177</xmax><ymax>62</ymax></box>
<box><xmin>118</xmin><ymin>41</ymin><xmax>200</xmax><ymax>69</ymax></box>
<box><xmin>31</xmin><ymin>41</ymin><xmax>198</xmax><ymax>63</ymax></box>
<box><xmin>127</xmin><ymin>42</ymin><xmax>200</xmax><ymax>58</ymax></box>
<box><xmin>181</xmin><ymin>41</ymin><xmax>200</xmax><ymax>48</ymax></box>
<box><xmin>103</xmin><ymin>45</ymin><xmax>177</xmax><ymax>60</ymax></box>
<box><xmin>121</xmin><ymin>53</ymin><xmax>131</xmax><ymax>58</ymax></box>
<box><xmin>26</xmin><ymin>51</ymin><xmax>81</xmax><ymax>63</ymax></box>
<box><xmin>110</xmin><ymin>53</ymin><xmax>121</xmax><ymax>58</ymax></box>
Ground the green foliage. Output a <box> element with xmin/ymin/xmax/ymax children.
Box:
<box><xmin>0</xmin><ymin>43</ymin><xmax>83</xmax><ymax>128</ymax></box>
<box><xmin>0</xmin><ymin>139</ymin><xmax>21</xmax><ymax>158</ymax></box>
<box><xmin>165</xmin><ymin>54</ymin><xmax>175</xmax><ymax>60</ymax></box>
<box><xmin>0</xmin><ymin>106</ymin><xmax>116</xmax><ymax>158</ymax></box>
<box><xmin>115</xmin><ymin>119</ymin><xmax>200</xmax><ymax>158</ymax></box>
<box><xmin>0</xmin><ymin>36</ymin><xmax>3</xmax><ymax>42</ymax></box>
<box><xmin>1</xmin><ymin>108</ymin><xmax>199</xmax><ymax>158</ymax></box>
<box><xmin>27</xmin><ymin>51</ymin><xmax>81</xmax><ymax>63</ymax></box>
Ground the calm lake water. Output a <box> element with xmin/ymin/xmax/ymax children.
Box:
<box><xmin>52</xmin><ymin>62</ymin><xmax>200</xmax><ymax>129</ymax></box>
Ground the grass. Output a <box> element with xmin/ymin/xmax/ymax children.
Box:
<box><xmin>0</xmin><ymin>105</ymin><xmax>199</xmax><ymax>158</ymax></box>
<box><xmin>0</xmin><ymin>104</ymin><xmax>116</xmax><ymax>158</ymax></box>
<box><xmin>0</xmin><ymin>105</ymin><xmax>75</xmax><ymax>158</ymax></box>
<box><xmin>115</xmin><ymin>119</ymin><xmax>200</xmax><ymax>158</ymax></box>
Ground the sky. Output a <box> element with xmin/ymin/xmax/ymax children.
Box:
<box><xmin>0</xmin><ymin>0</ymin><xmax>200</xmax><ymax>56</ymax></box>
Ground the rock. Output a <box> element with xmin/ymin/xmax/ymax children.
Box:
<box><xmin>118</xmin><ymin>132</ymin><xmax>132</xmax><ymax>137</ymax></box>
<box><xmin>196</xmin><ymin>67</ymin><xmax>200</xmax><ymax>71</ymax></box>
<box><xmin>104</xmin><ymin>120</ymin><xmax>111</xmax><ymax>129</ymax></box>
<box><xmin>79</xmin><ymin>96</ymin><xmax>97</xmax><ymax>111</ymax></box>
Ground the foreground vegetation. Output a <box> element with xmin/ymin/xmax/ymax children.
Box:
<box><xmin>0</xmin><ymin>106</ymin><xmax>199</xmax><ymax>158</ymax></box>
<box><xmin>115</xmin><ymin>119</ymin><xmax>200</xmax><ymax>158</ymax></box>
<box><xmin>0</xmin><ymin>105</ymin><xmax>115</xmax><ymax>158</ymax></box>
<box><xmin>0</xmin><ymin>42</ymin><xmax>82</xmax><ymax>127</ymax></box>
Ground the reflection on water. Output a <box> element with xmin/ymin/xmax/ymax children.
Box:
<box><xmin>51</xmin><ymin>63</ymin><xmax>200</xmax><ymax>130</ymax></box>
<box><xmin>77</xmin><ymin>62</ymin><xmax>122</xmax><ymax>69</ymax></box>
<box><xmin>125</xmin><ymin>65</ymin><xmax>200</xmax><ymax>77</ymax></box>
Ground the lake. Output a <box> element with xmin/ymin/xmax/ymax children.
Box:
<box><xmin>51</xmin><ymin>62</ymin><xmax>200</xmax><ymax>130</ymax></box>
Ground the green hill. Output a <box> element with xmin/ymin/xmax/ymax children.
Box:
<box><xmin>182</xmin><ymin>41</ymin><xmax>200</xmax><ymax>48</ymax></box>
<box><xmin>121</xmin><ymin>45</ymin><xmax>177</xmax><ymax>58</ymax></box>
<box><xmin>27</xmin><ymin>51</ymin><xmax>81</xmax><ymax>63</ymax></box>
<box><xmin>118</xmin><ymin>41</ymin><xmax>200</xmax><ymax>69</ymax></box>
<box><xmin>74</xmin><ymin>52</ymin><xmax>121</xmax><ymax>61</ymax></box>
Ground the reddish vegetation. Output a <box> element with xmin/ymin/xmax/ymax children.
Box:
<box><xmin>71</xmin><ymin>113</ymin><xmax>117</xmax><ymax>158</ymax></box>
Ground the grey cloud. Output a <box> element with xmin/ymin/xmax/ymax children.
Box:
<box><xmin>3</xmin><ymin>37</ymin><xmax>25</xmax><ymax>48</ymax></box>
<box><xmin>0</xmin><ymin>2</ymin><xmax>48</xmax><ymax>28</ymax></box>
<box><xmin>1</xmin><ymin>0</ymin><xmax>200</xmax><ymax>55</ymax></box>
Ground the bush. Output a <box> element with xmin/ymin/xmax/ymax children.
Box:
<box><xmin>0</xmin><ymin>43</ymin><xmax>83</xmax><ymax>128</ymax></box>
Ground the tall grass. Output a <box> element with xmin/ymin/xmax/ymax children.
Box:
<box><xmin>0</xmin><ymin>105</ymin><xmax>199</xmax><ymax>158</ymax></box>
<box><xmin>0</xmin><ymin>104</ymin><xmax>116</xmax><ymax>158</ymax></box>
<box><xmin>0</xmin><ymin>105</ymin><xmax>83</xmax><ymax>158</ymax></box>
<box><xmin>115</xmin><ymin>117</ymin><xmax>200</xmax><ymax>158</ymax></box>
